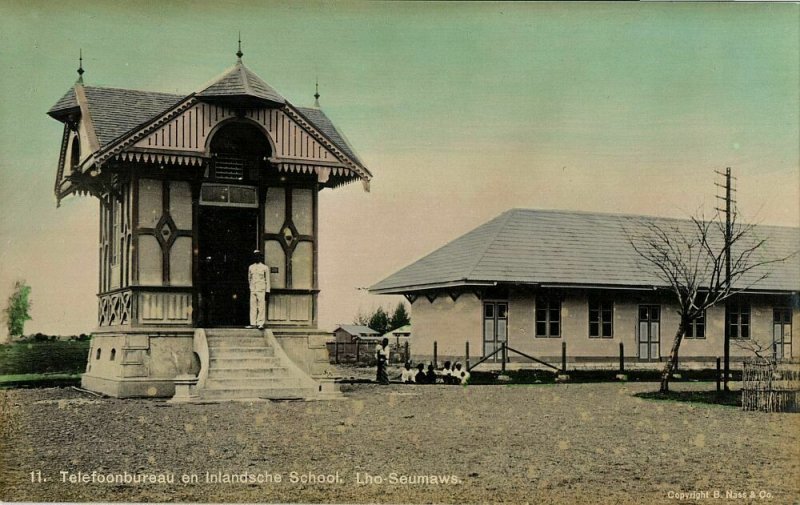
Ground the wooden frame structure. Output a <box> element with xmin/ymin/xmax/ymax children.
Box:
<box><xmin>48</xmin><ymin>53</ymin><xmax>372</xmax><ymax>396</ymax></box>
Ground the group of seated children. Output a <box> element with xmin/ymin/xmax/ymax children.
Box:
<box><xmin>399</xmin><ymin>360</ymin><xmax>470</xmax><ymax>385</ymax></box>
<box><xmin>441</xmin><ymin>361</ymin><xmax>470</xmax><ymax>385</ymax></box>
<box><xmin>400</xmin><ymin>362</ymin><xmax>436</xmax><ymax>384</ymax></box>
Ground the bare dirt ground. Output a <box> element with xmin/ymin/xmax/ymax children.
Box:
<box><xmin>1</xmin><ymin>382</ymin><xmax>798</xmax><ymax>504</ymax></box>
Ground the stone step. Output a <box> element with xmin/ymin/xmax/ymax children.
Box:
<box><xmin>209</xmin><ymin>357</ymin><xmax>279</xmax><ymax>367</ymax></box>
<box><xmin>205</xmin><ymin>376</ymin><xmax>300</xmax><ymax>387</ymax></box>
<box><xmin>207</xmin><ymin>367</ymin><xmax>289</xmax><ymax>378</ymax></box>
<box><xmin>193</xmin><ymin>328</ymin><xmax>325</xmax><ymax>402</ymax></box>
<box><xmin>209</xmin><ymin>347</ymin><xmax>275</xmax><ymax>357</ymax></box>
<box><xmin>209</xmin><ymin>355</ymin><xmax>276</xmax><ymax>364</ymax></box>
<box><xmin>200</xmin><ymin>385</ymin><xmax>315</xmax><ymax>400</ymax></box>
<box><xmin>272</xmin><ymin>330</ymin><xmax>332</xmax><ymax>338</ymax></box>
<box><xmin>207</xmin><ymin>339</ymin><xmax>269</xmax><ymax>345</ymax></box>
<box><xmin>208</xmin><ymin>349</ymin><xmax>272</xmax><ymax>356</ymax></box>
<box><xmin>204</xmin><ymin>329</ymin><xmax>265</xmax><ymax>338</ymax></box>
<box><xmin>207</xmin><ymin>337</ymin><xmax>268</xmax><ymax>347</ymax></box>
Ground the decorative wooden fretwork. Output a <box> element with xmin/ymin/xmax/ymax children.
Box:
<box><xmin>95</xmin><ymin>100</ymin><xmax>369</xmax><ymax>183</ymax></box>
<box><xmin>98</xmin><ymin>290</ymin><xmax>131</xmax><ymax>326</ymax></box>
<box><xmin>274</xmin><ymin>162</ymin><xmax>352</xmax><ymax>180</ymax></box>
<box><xmin>96</xmin><ymin>97</ymin><xmax>197</xmax><ymax>164</ymax></box>
<box><xmin>125</xmin><ymin>102</ymin><xmax>342</xmax><ymax>164</ymax></box>
<box><xmin>54</xmin><ymin>124</ymin><xmax>70</xmax><ymax>201</ymax></box>
<box><xmin>114</xmin><ymin>151</ymin><xmax>204</xmax><ymax>166</ymax></box>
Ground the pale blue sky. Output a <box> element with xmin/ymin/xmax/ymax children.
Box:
<box><xmin>0</xmin><ymin>1</ymin><xmax>797</xmax><ymax>336</ymax></box>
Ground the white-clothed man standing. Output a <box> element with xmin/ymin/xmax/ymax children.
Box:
<box><xmin>248</xmin><ymin>250</ymin><xmax>270</xmax><ymax>330</ymax></box>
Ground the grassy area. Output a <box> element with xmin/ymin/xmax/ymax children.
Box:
<box><xmin>0</xmin><ymin>373</ymin><xmax>82</xmax><ymax>389</ymax></box>
<box><xmin>0</xmin><ymin>340</ymin><xmax>90</xmax><ymax>375</ymax></box>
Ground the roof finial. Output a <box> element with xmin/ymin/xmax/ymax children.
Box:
<box><xmin>77</xmin><ymin>49</ymin><xmax>85</xmax><ymax>83</ymax></box>
<box><xmin>314</xmin><ymin>78</ymin><xmax>320</xmax><ymax>107</ymax></box>
<box><xmin>236</xmin><ymin>32</ymin><xmax>243</xmax><ymax>61</ymax></box>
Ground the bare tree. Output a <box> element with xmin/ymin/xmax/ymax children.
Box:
<box><xmin>628</xmin><ymin>208</ymin><xmax>791</xmax><ymax>393</ymax></box>
<box><xmin>733</xmin><ymin>338</ymin><xmax>774</xmax><ymax>364</ymax></box>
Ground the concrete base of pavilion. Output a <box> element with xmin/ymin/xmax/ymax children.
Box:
<box><xmin>81</xmin><ymin>326</ymin><xmax>344</xmax><ymax>400</ymax></box>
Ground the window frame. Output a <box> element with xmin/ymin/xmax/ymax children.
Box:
<box><xmin>588</xmin><ymin>299</ymin><xmax>614</xmax><ymax>338</ymax></box>
<box><xmin>773</xmin><ymin>307</ymin><xmax>793</xmax><ymax>359</ymax></box>
<box><xmin>727</xmin><ymin>302</ymin><xmax>751</xmax><ymax>340</ymax></box>
<box><xmin>685</xmin><ymin>310</ymin><xmax>706</xmax><ymax>339</ymax></box>
<box><xmin>535</xmin><ymin>296</ymin><xmax>561</xmax><ymax>338</ymax></box>
<box><xmin>110</xmin><ymin>197</ymin><xmax>122</xmax><ymax>266</ymax></box>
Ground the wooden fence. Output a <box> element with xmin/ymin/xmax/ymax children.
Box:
<box><xmin>326</xmin><ymin>341</ymin><xmax>410</xmax><ymax>365</ymax></box>
<box><xmin>742</xmin><ymin>360</ymin><xmax>800</xmax><ymax>412</ymax></box>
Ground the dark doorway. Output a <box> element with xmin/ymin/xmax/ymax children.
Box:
<box><xmin>198</xmin><ymin>206</ymin><xmax>258</xmax><ymax>327</ymax></box>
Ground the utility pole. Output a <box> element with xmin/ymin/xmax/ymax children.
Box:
<box><xmin>715</xmin><ymin>167</ymin><xmax>734</xmax><ymax>391</ymax></box>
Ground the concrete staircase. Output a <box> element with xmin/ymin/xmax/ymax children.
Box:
<box><xmin>195</xmin><ymin>329</ymin><xmax>319</xmax><ymax>401</ymax></box>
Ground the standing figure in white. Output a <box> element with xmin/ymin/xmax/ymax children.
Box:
<box><xmin>248</xmin><ymin>250</ymin><xmax>270</xmax><ymax>330</ymax></box>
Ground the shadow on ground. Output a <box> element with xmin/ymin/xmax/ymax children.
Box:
<box><xmin>635</xmin><ymin>389</ymin><xmax>741</xmax><ymax>408</ymax></box>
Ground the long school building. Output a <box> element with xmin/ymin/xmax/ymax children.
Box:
<box><xmin>370</xmin><ymin>209</ymin><xmax>799</xmax><ymax>366</ymax></box>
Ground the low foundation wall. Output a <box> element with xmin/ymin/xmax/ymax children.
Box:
<box><xmin>274</xmin><ymin>331</ymin><xmax>336</xmax><ymax>379</ymax></box>
<box><xmin>82</xmin><ymin>328</ymin><xmax>194</xmax><ymax>398</ymax></box>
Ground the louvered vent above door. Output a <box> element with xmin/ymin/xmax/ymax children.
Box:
<box><xmin>214</xmin><ymin>155</ymin><xmax>245</xmax><ymax>181</ymax></box>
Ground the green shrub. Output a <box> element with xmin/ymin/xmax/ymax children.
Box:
<box><xmin>0</xmin><ymin>340</ymin><xmax>91</xmax><ymax>375</ymax></box>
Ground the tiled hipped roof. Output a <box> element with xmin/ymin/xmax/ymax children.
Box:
<box><xmin>370</xmin><ymin>209</ymin><xmax>800</xmax><ymax>294</ymax></box>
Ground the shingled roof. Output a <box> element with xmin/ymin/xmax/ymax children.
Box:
<box><xmin>334</xmin><ymin>325</ymin><xmax>380</xmax><ymax>337</ymax></box>
<box><xmin>296</xmin><ymin>106</ymin><xmax>363</xmax><ymax>166</ymax></box>
<box><xmin>52</xmin><ymin>87</ymin><xmax>186</xmax><ymax>147</ymax></box>
<box><xmin>370</xmin><ymin>209</ymin><xmax>800</xmax><ymax>294</ymax></box>
<box><xmin>48</xmin><ymin>88</ymin><xmax>80</xmax><ymax>115</ymax></box>
<box><xmin>197</xmin><ymin>61</ymin><xmax>285</xmax><ymax>106</ymax></box>
<box><xmin>48</xmin><ymin>83</ymin><xmax>361</xmax><ymax>160</ymax></box>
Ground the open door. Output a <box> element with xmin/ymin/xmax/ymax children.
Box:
<box><xmin>198</xmin><ymin>205</ymin><xmax>258</xmax><ymax>326</ymax></box>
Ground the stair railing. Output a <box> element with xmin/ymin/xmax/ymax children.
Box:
<box><xmin>193</xmin><ymin>329</ymin><xmax>210</xmax><ymax>389</ymax></box>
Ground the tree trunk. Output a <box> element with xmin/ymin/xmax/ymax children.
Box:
<box><xmin>660</xmin><ymin>320</ymin><xmax>687</xmax><ymax>393</ymax></box>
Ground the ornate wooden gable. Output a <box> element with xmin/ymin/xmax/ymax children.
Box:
<box><xmin>48</xmin><ymin>59</ymin><xmax>372</xmax><ymax>203</ymax></box>
<box><xmin>49</xmin><ymin>83</ymin><xmax>106</xmax><ymax>200</ymax></box>
<box><xmin>111</xmin><ymin>101</ymin><xmax>368</xmax><ymax>184</ymax></box>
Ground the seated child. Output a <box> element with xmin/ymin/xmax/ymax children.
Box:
<box><xmin>400</xmin><ymin>361</ymin><xmax>415</xmax><ymax>383</ymax></box>
<box><xmin>425</xmin><ymin>364</ymin><xmax>437</xmax><ymax>384</ymax></box>
<box><xmin>442</xmin><ymin>360</ymin><xmax>454</xmax><ymax>385</ymax></box>
<box><xmin>415</xmin><ymin>363</ymin><xmax>427</xmax><ymax>384</ymax></box>
<box><xmin>453</xmin><ymin>362</ymin><xmax>470</xmax><ymax>385</ymax></box>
